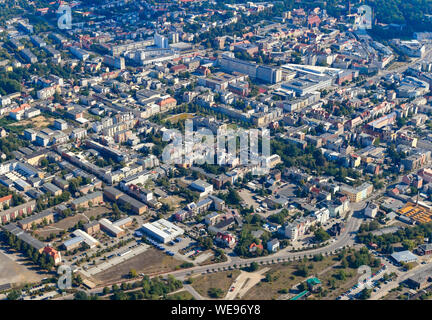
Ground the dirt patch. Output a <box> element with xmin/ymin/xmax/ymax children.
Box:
<box><xmin>92</xmin><ymin>248</ymin><xmax>182</xmax><ymax>284</ymax></box>
<box><xmin>226</xmin><ymin>268</ymin><xmax>269</xmax><ymax>300</ymax></box>
<box><xmin>35</xmin><ymin>206</ymin><xmax>111</xmax><ymax>239</ymax></box>
<box><xmin>0</xmin><ymin>246</ymin><xmax>48</xmax><ymax>287</ymax></box>
<box><xmin>191</xmin><ymin>270</ymin><xmax>241</xmax><ymax>298</ymax></box>
<box><xmin>9</xmin><ymin>115</ymin><xmax>53</xmax><ymax>129</ymax></box>
<box><xmin>164</xmin><ymin>113</ymin><xmax>195</xmax><ymax>124</ymax></box>
<box><xmin>159</xmin><ymin>195</ymin><xmax>184</xmax><ymax>210</ymax></box>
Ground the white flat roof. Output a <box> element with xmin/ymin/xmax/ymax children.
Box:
<box><xmin>142</xmin><ymin>218</ymin><xmax>184</xmax><ymax>239</ymax></box>
<box><xmin>73</xmin><ymin>229</ymin><xmax>99</xmax><ymax>246</ymax></box>
<box><xmin>99</xmin><ymin>218</ymin><xmax>123</xmax><ymax>235</ymax></box>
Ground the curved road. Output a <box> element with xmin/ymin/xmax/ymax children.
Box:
<box><xmin>58</xmin><ymin>208</ymin><xmax>366</xmax><ymax>299</ymax></box>
<box><xmin>167</xmin><ymin>211</ymin><xmax>364</xmax><ymax>280</ymax></box>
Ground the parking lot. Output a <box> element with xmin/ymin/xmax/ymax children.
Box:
<box><xmin>82</xmin><ymin>242</ymin><xmax>150</xmax><ymax>276</ymax></box>
<box><xmin>339</xmin><ymin>265</ymin><xmax>388</xmax><ymax>300</ymax></box>
<box><xmin>238</xmin><ymin>189</ymin><xmax>260</xmax><ymax>209</ymax></box>
<box><xmin>145</xmin><ymin>235</ymin><xmax>198</xmax><ymax>263</ymax></box>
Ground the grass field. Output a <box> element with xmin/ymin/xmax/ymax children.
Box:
<box><xmin>241</xmin><ymin>255</ymin><xmax>378</xmax><ymax>300</ymax></box>
<box><xmin>191</xmin><ymin>270</ymin><xmax>241</xmax><ymax>298</ymax></box>
<box><xmin>167</xmin><ymin>290</ymin><xmax>195</xmax><ymax>300</ymax></box>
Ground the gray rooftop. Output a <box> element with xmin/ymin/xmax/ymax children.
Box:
<box><xmin>391</xmin><ymin>250</ymin><xmax>418</xmax><ymax>263</ymax></box>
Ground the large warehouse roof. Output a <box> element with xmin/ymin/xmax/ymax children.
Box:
<box><xmin>391</xmin><ymin>250</ymin><xmax>418</xmax><ymax>263</ymax></box>
<box><xmin>142</xmin><ymin>219</ymin><xmax>184</xmax><ymax>240</ymax></box>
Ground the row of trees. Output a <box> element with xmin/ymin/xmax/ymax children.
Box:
<box><xmin>100</xmin><ymin>275</ymin><xmax>183</xmax><ymax>300</ymax></box>
<box><xmin>1</xmin><ymin>231</ymin><xmax>55</xmax><ymax>271</ymax></box>
<box><xmin>339</xmin><ymin>247</ymin><xmax>381</xmax><ymax>269</ymax></box>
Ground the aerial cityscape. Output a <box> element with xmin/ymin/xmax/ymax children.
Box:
<box><xmin>1</xmin><ymin>0</ymin><xmax>432</xmax><ymax>306</ymax></box>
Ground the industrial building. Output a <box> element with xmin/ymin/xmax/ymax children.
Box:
<box><xmin>405</xmin><ymin>265</ymin><xmax>432</xmax><ymax>289</ymax></box>
<box><xmin>63</xmin><ymin>229</ymin><xmax>99</xmax><ymax>251</ymax></box>
<box><xmin>390</xmin><ymin>250</ymin><xmax>419</xmax><ymax>265</ymax></box>
<box><xmin>397</xmin><ymin>202</ymin><xmax>432</xmax><ymax>224</ymax></box>
<box><xmin>190</xmin><ymin>179</ymin><xmax>213</xmax><ymax>196</ymax></box>
<box><xmin>142</xmin><ymin>219</ymin><xmax>184</xmax><ymax>243</ymax></box>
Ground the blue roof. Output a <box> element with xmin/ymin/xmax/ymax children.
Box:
<box><xmin>64</xmin><ymin>236</ymin><xmax>84</xmax><ymax>247</ymax></box>
<box><xmin>197</xmin><ymin>197</ymin><xmax>213</xmax><ymax>207</ymax></box>
<box><xmin>290</xmin><ymin>290</ymin><xmax>309</xmax><ymax>300</ymax></box>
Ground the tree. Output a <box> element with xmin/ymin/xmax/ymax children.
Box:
<box><xmin>295</xmin><ymin>264</ymin><xmax>309</xmax><ymax>277</ymax></box>
<box><xmin>314</xmin><ymin>228</ymin><xmax>331</xmax><ymax>242</ymax></box>
<box><xmin>40</xmin><ymin>158</ymin><xmax>49</xmax><ymax>167</ymax></box>
<box><xmin>341</xmin><ymin>258</ymin><xmax>349</xmax><ymax>268</ymax></box>
<box><xmin>313</xmin><ymin>254</ymin><xmax>324</xmax><ymax>262</ymax></box>
<box><xmin>129</xmin><ymin>269</ymin><xmax>138</xmax><ymax>278</ymax></box>
<box><xmin>297</xmin><ymin>282</ymin><xmax>307</xmax><ymax>291</ymax></box>
<box><xmin>208</xmin><ymin>287</ymin><xmax>224</xmax><ymax>298</ymax></box>
<box><xmin>199</xmin><ymin>237</ymin><xmax>213</xmax><ymax>250</ymax></box>
<box><xmin>265</xmin><ymin>273</ymin><xmax>273</xmax><ymax>282</ymax></box>
<box><xmin>74</xmin><ymin>291</ymin><xmax>89</xmax><ymax>300</ymax></box>
<box><xmin>402</xmin><ymin>239</ymin><xmax>416</xmax><ymax>251</ymax></box>
<box><xmin>337</xmin><ymin>270</ymin><xmax>347</xmax><ymax>281</ymax></box>
<box><xmin>226</xmin><ymin>188</ymin><xmax>241</xmax><ymax>205</ymax></box>
<box><xmin>249</xmin><ymin>262</ymin><xmax>259</xmax><ymax>272</ymax></box>
<box><xmin>7</xmin><ymin>290</ymin><xmax>20</xmax><ymax>300</ymax></box>
<box><xmin>358</xmin><ymin>288</ymin><xmax>372</xmax><ymax>300</ymax></box>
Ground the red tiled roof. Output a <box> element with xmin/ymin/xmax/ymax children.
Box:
<box><xmin>0</xmin><ymin>194</ymin><xmax>12</xmax><ymax>203</ymax></box>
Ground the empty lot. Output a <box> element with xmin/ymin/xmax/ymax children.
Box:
<box><xmin>238</xmin><ymin>189</ymin><xmax>259</xmax><ymax>209</ymax></box>
<box><xmin>35</xmin><ymin>206</ymin><xmax>111</xmax><ymax>239</ymax></box>
<box><xmin>0</xmin><ymin>246</ymin><xmax>46</xmax><ymax>287</ymax></box>
<box><xmin>191</xmin><ymin>270</ymin><xmax>241</xmax><ymax>298</ymax></box>
<box><xmin>93</xmin><ymin>248</ymin><xmax>183</xmax><ymax>284</ymax></box>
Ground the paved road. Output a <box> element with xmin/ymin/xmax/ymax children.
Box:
<box><xmin>371</xmin><ymin>258</ymin><xmax>432</xmax><ymax>300</ymax></box>
<box><xmin>360</xmin><ymin>46</ymin><xmax>432</xmax><ymax>83</ymax></box>
<box><xmin>80</xmin><ymin>244</ymin><xmax>150</xmax><ymax>277</ymax></box>
<box><xmin>183</xmin><ymin>284</ymin><xmax>206</xmax><ymax>300</ymax></box>
<box><xmin>57</xmin><ymin>211</ymin><xmax>363</xmax><ymax>300</ymax></box>
<box><xmin>165</xmin><ymin>210</ymin><xmax>364</xmax><ymax>281</ymax></box>
<box><xmin>225</xmin><ymin>268</ymin><xmax>269</xmax><ymax>300</ymax></box>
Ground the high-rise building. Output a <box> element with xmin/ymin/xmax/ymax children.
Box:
<box><xmin>154</xmin><ymin>33</ymin><xmax>169</xmax><ymax>49</ymax></box>
<box><xmin>103</xmin><ymin>55</ymin><xmax>126</xmax><ymax>70</ymax></box>
<box><xmin>169</xmin><ymin>32</ymin><xmax>180</xmax><ymax>44</ymax></box>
